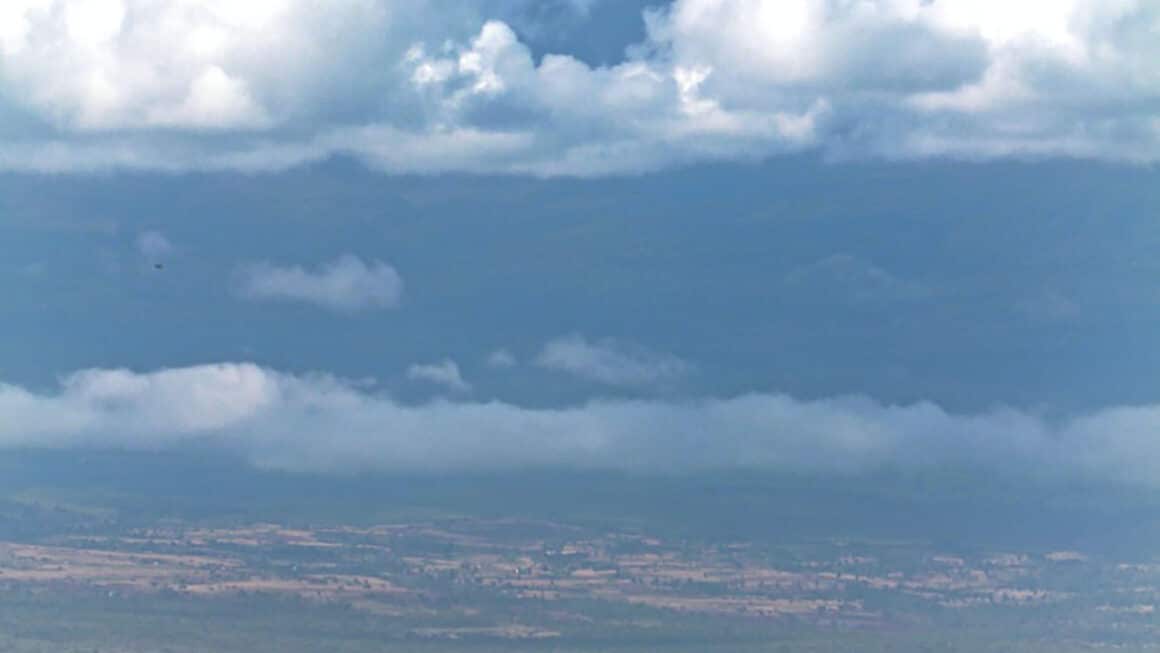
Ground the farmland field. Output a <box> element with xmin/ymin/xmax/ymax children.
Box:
<box><xmin>1</xmin><ymin>452</ymin><xmax>1159</xmax><ymax>652</ymax></box>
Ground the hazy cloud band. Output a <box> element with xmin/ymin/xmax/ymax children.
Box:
<box><xmin>1</xmin><ymin>362</ymin><xmax>1157</xmax><ymax>485</ymax></box>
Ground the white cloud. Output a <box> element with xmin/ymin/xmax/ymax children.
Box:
<box><xmin>0</xmin><ymin>1</ymin><xmax>1158</xmax><ymax>173</ymax></box>
<box><xmin>407</xmin><ymin>359</ymin><xmax>471</xmax><ymax>393</ymax></box>
<box><xmin>486</xmin><ymin>349</ymin><xmax>517</xmax><ymax>368</ymax></box>
<box><xmin>535</xmin><ymin>334</ymin><xmax>689</xmax><ymax>388</ymax></box>
<box><xmin>0</xmin><ymin>0</ymin><xmax>389</xmax><ymax>131</ymax></box>
<box><xmin>237</xmin><ymin>255</ymin><xmax>403</xmax><ymax>312</ymax></box>
<box><xmin>4</xmin><ymin>361</ymin><xmax>1160</xmax><ymax>484</ymax></box>
<box><xmin>135</xmin><ymin>230</ymin><xmax>173</xmax><ymax>261</ymax></box>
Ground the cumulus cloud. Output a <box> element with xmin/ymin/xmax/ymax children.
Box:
<box><xmin>237</xmin><ymin>255</ymin><xmax>403</xmax><ymax>312</ymax></box>
<box><xmin>0</xmin><ymin>0</ymin><xmax>369</xmax><ymax>131</ymax></box>
<box><xmin>1</xmin><ymin>1</ymin><xmax>1157</xmax><ymax>174</ymax></box>
<box><xmin>135</xmin><ymin>230</ymin><xmax>173</xmax><ymax>262</ymax></box>
<box><xmin>3</xmin><ymin>361</ymin><xmax>1160</xmax><ymax>484</ymax></box>
<box><xmin>486</xmin><ymin>349</ymin><xmax>518</xmax><ymax>368</ymax></box>
<box><xmin>535</xmin><ymin>334</ymin><xmax>689</xmax><ymax>388</ymax></box>
<box><xmin>407</xmin><ymin>360</ymin><xmax>471</xmax><ymax>393</ymax></box>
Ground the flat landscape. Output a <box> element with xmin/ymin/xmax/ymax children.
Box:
<box><xmin>2</xmin><ymin>486</ymin><xmax>1159</xmax><ymax>652</ymax></box>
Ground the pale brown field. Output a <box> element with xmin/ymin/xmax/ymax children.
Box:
<box><xmin>0</xmin><ymin>517</ymin><xmax>1154</xmax><ymax>638</ymax></box>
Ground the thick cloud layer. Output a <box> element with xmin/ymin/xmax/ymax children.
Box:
<box><xmin>2</xmin><ymin>362</ymin><xmax>1160</xmax><ymax>485</ymax></box>
<box><xmin>2</xmin><ymin>0</ymin><xmax>1158</xmax><ymax>174</ymax></box>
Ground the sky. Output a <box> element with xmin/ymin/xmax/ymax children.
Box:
<box><xmin>2</xmin><ymin>0</ymin><xmax>1160</xmax><ymax>483</ymax></box>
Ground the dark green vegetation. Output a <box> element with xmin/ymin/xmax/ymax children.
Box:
<box><xmin>2</xmin><ymin>449</ymin><xmax>1160</xmax><ymax>652</ymax></box>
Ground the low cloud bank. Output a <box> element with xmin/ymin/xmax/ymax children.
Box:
<box><xmin>1</xmin><ymin>363</ymin><xmax>1158</xmax><ymax>485</ymax></box>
